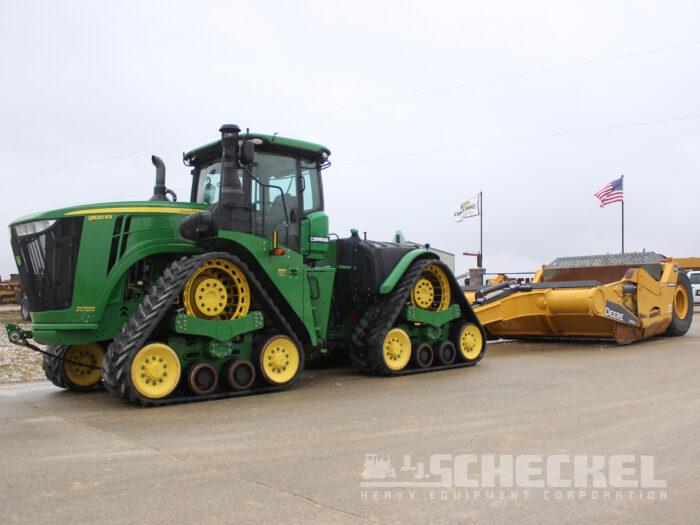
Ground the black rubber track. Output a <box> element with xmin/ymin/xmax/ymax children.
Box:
<box><xmin>42</xmin><ymin>346</ymin><xmax>69</xmax><ymax>390</ymax></box>
<box><xmin>348</xmin><ymin>257</ymin><xmax>486</xmax><ymax>375</ymax></box>
<box><xmin>102</xmin><ymin>252</ymin><xmax>303</xmax><ymax>406</ymax></box>
<box><xmin>42</xmin><ymin>345</ymin><xmax>104</xmax><ymax>392</ymax></box>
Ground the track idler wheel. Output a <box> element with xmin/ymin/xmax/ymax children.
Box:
<box><xmin>258</xmin><ymin>335</ymin><xmax>301</xmax><ymax>386</ymax></box>
<box><xmin>380</xmin><ymin>327</ymin><xmax>412</xmax><ymax>372</ymax></box>
<box><xmin>130</xmin><ymin>343</ymin><xmax>181</xmax><ymax>400</ymax></box>
<box><xmin>43</xmin><ymin>343</ymin><xmax>105</xmax><ymax>391</ymax></box>
<box><xmin>453</xmin><ymin>322</ymin><xmax>485</xmax><ymax>362</ymax></box>
<box><xmin>412</xmin><ymin>343</ymin><xmax>434</xmax><ymax>369</ymax></box>
<box><xmin>435</xmin><ymin>340</ymin><xmax>457</xmax><ymax>365</ymax></box>
<box><xmin>186</xmin><ymin>362</ymin><xmax>219</xmax><ymax>395</ymax></box>
<box><xmin>224</xmin><ymin>359</ymin><xmax>256</xmax><ymax>391</ymax></box>
<box><xmin>62</xmin><ymin>343</ymin><xmax>104</xmax><ymax>390</ymax></box>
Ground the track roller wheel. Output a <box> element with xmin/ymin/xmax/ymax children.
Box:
<box><xmin>224</xmin><ymin>359</ymin><xmax>256</xmax><ymax>391</ymax></box>
<box><xmin>186</xmin><ymin>362</ymin><xmax>219</xmax><ymax>395</ymax></box>
<box><xmin>258</xmin><ymin>335</ymin><xmax>301</xmax><ymax>385</ymax></box>
<box><xmin>182</xmin><ymin>258</ymin><xmax>250</xmax><ymax>320</ymax></box>
<box><xmin>412</xmin><ymin>343</ymin><xmax>434</xmax><ymax>368</ymax></box>
<box><xmin>453</xmin><ymin>322</ymin><xmax>485</xmax><ymax>362</ymax></box>
<box><xmin>411</xmin><ymin>264</ymin><xmax>451</xmax><ymax>311</ymax></box>
<box><xmin>435</xmin><ymin>340</ymin><xmax>456</xmax><ymax>365</ymax></box>
<box><xmin>130</xmin><ymin>343</ymin><xmax>181</xmax><ymax>400</ymax></box>
<box><xmin>381</xmin><ymin>327</ymin><xmax>412</xmax><ymax>372</ymax></box>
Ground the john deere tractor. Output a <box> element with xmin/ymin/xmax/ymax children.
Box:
<box><xmin>6</xmin><ymin>124</ymin><xmax>485</xmax><ymax>405</ymax></box>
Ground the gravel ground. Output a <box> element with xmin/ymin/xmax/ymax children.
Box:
<box><xmin>0</xmin><ymin>307</ymin><xmax>45</xmax><ymax>383</ymax></box>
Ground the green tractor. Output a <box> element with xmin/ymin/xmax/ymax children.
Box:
<box><xmin>6</xmin><ymin>124</ymin><xmax>486</xmax><ymax>405</ymax></box>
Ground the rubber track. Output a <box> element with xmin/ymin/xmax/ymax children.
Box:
<box><xmin>102</xmin><ymin>252</ymin><xmax>302</xmax><ymax>406</ymax></box>
<box><xmin>42</xmin><ymin>345</ymin><xmax>104</xmax><ymax>392</ymax></box>
<box><xmin>349</xmin><ymin>258</ymin><xmax>485</xmax><ymax>375</ymax></box>
<box><xmin>42</xmin><ymin>345</ymin><xmax>69</xmax><ymax>389</ymax></box>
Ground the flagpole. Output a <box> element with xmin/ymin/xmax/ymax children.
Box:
<box><xmin>479</xmin><ymin>191</ymin><xmax>483</xmax><ymax>268</ymax></box>
<box><xmin>621</xmin><ymin>175</ymin><xmax>624</xmax><ymax>253</ymax></box>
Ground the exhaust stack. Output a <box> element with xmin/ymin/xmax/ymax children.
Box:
<box><xmin>149</xmin><ymin>156</ymin><xmax>167</xmax><ymax>201</ymax></box>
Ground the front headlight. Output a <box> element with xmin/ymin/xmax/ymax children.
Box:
<box><xmin>13</xmin><ymin>219</ymin><xmax>56</xmax><ymax>237</ymax></box>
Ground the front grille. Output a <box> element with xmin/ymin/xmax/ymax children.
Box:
<box><xmin>11</xmin><ymin>217</ymin><xmax>83</xmax><ymax>312</ymax></box>
<box><xmin>107</xmin><ymin>215</ymin><xmax>132</xmax><ymax>274</ymax></box>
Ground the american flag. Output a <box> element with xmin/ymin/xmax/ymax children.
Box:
<box><xmin>594</xmin><ymin>176</ymin><xmax>623</xmax><ymax>207</ymax></box>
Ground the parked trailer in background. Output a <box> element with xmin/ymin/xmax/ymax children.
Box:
<box><xmin>464</xmin><ymin>252</ymin><xmax>693</xmax><ymax>345</ymax></box>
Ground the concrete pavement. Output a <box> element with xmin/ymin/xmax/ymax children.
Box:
<box><xmin>1</xmin><ymin>321</ymin><xmax>699</xmax><ymax>524</ymax></box>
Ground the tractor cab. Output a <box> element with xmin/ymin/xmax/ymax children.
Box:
<box><xmin>184</xmin><ymin>130</ymin><xmax>331</xmax><ymax>258</ymax></box>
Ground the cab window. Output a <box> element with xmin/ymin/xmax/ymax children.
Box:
<box><xmin>300</xmin><ymin>159</ymin><xmax>322</xmax><ymax>213</ymax></box>
<box><xmin>195</xmin><ymin>161</ymin><xmax>222</xmax><ymax>204</ymax></box>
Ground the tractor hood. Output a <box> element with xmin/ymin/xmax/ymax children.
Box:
<box><xmin>9</xmin><ymin>201</ymin><xmax>208</xmax><ymax>228</ymax></box>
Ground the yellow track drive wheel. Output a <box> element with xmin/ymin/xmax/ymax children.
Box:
<box><xmin>411</xmin><ymin>264</ymin><xmax>451</xmax><ymax>311</ymax></box>
<box><xmin>63</xmin><ymin>343</ymin><xmax>104</xmax><ymax>390</ymax></box>
<box><xmin>382</xmin><ymin>328</ymin><xmax>412</xmax><ymax>371</ymax></box>
<box><xmin>130</xmin><ymin>343</ymin><xmax>181</xmax><ymax>400</ymax></box>
<box><xmin>259</xmin><ymin>336</ymin><xmax>301</xmax><ymax>386</ymax></box>
<box><xmin>454</xmin><ymin>323</ymin><xmax>485</xmax><ymax>362</ymax></box>
<box><xmin>183</xmin><ymin>258</ymin><xmax>250</xmax><ymax>321</ymax></box>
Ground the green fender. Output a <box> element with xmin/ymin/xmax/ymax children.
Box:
<box><xmin>379</xmin><ymin>250</ymin><xmax>438</xmax><ymax>294</ymax></box>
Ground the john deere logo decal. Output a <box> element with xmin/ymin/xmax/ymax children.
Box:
<box><xmin>604</xmin><ymin>301</ymin><xmax>638</xmax><ymax>326</ymax></box>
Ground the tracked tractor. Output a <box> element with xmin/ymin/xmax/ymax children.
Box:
<box><xmin>6</xmin><ymin>124</ymin><xmax>485</xmax><ymax>405</ymax></box>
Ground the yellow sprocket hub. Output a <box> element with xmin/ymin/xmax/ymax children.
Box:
<box><xmin>130</xmin><ymin>343</ymin><xmax>181</xmax><ymax>399</ymax></box>
<box><xmin>382</xmin><ymin>328</ymin><xmax>411</xmax><ymax>371</ymax></box>
<box><xmin>457</xmin><ymin>323</ymin><xmax>483</xmax><ymax>361</ymax></box>
<box><xmin>411</xmin><ymin>278</ymin><xmax>435</xmax><ymax>308</ymax></box>
<box><xmin>63</xmin><ymin>343</ymin><xmax>103</xmax><ymax>387</ymax></box>
<box><xmin>411</xmin><ymin>264</ymin><xmax>451</xmax><ymax>311</ymax></box>
<box><xmin>259</xmin><ymin>336</ymin><xmax>300</xmax><ymax>385</ymax></box>
<box><xmin>183</xmin><ymin>258</ymin><xmax>250</xmax><ymax>320</ymax></box>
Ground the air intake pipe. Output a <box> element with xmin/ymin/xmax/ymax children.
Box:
<box><xmin>179</xmin><ymin>209</ymin><xmax>214</xmax><ymax>240</ymax></box>
<box><xmin>179</xmin><ymin>124</ymin><xmax>251</xmax><ymax>240</ymax></box>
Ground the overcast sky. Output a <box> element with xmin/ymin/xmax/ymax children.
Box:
<box><xmin>1</xmin><ymin>0</ymin><xmax>699</xmax><ymax>279</ymax></box>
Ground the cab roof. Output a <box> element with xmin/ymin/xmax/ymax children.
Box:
<box><xmin>184</xmin><ymin>133</ymin><xmax>331</xmax><ymax>166</ymax></box>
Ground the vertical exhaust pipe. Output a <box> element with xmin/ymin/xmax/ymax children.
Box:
<box><xmin>149</xmin><ymin>155</ymin><xmax>167</xmax><ymax>201</ymax></box>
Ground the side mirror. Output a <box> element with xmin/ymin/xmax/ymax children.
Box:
<box><xmin>240</xmin><ymin>141</ymin><xmax>255</xmax><ymax>165</ymax></box>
